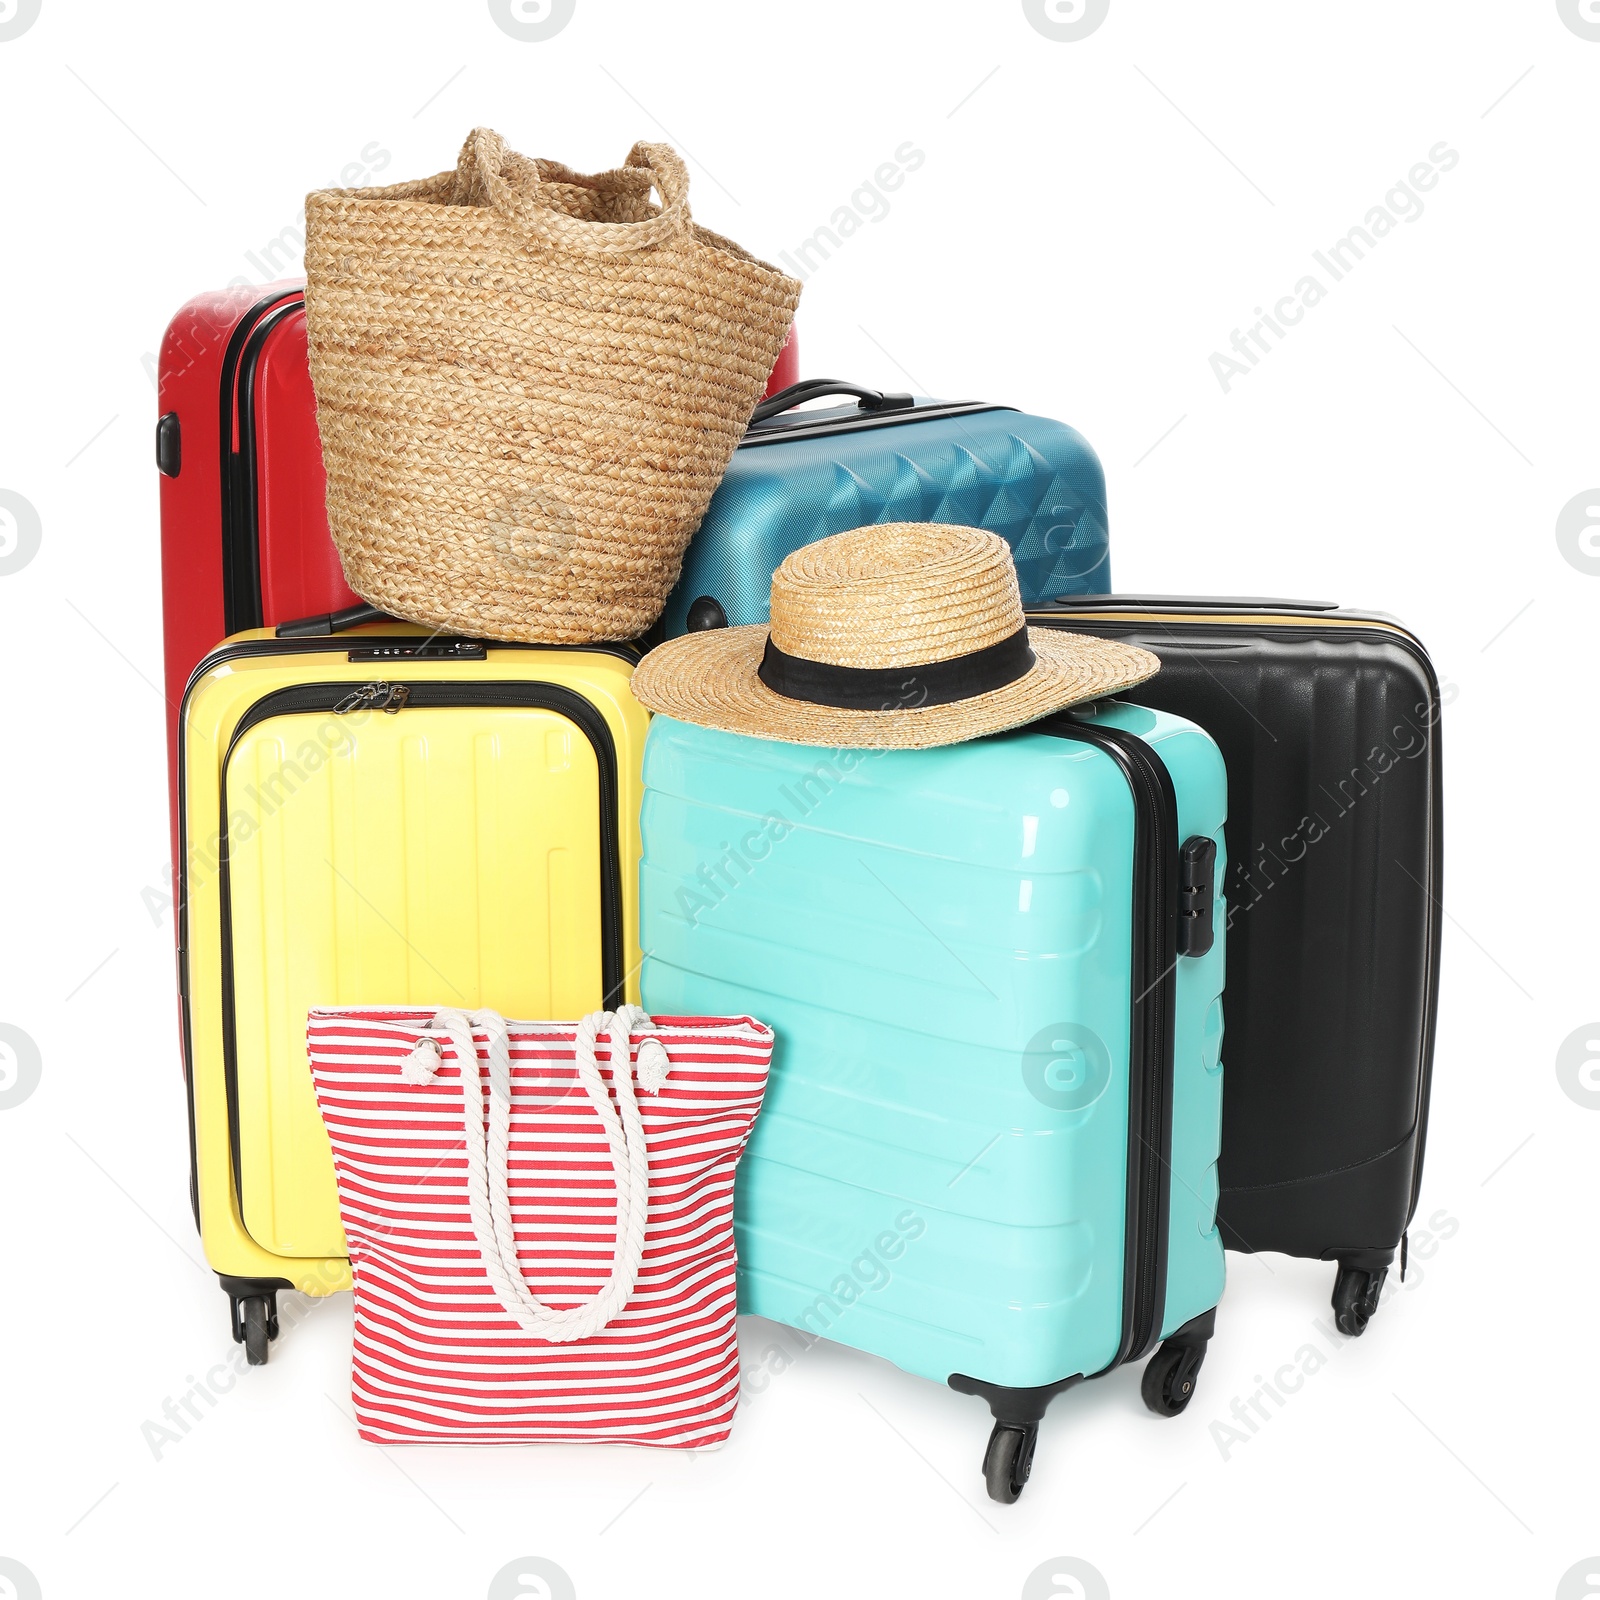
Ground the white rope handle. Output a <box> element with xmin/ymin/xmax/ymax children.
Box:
<box><xmin>401</xmin><ymin>1005</ymin><xmax>671</xmax><ymax>1343</ymax></box>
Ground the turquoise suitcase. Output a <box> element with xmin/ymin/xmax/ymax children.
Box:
<box><xmin>639</xmin><ymin>701</ymin><xmax>1227</xmax><ymax>1502</ymax></box>
<box><xmin>657</xmin><ymin>380</ymin><xmax>1111</xmax><ymax>636</ymax></box>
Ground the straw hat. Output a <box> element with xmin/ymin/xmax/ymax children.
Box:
<box><xmin>630</xmin><ymin>523</ymin><xmax>1160</xmax><ymax>749</ymax></box>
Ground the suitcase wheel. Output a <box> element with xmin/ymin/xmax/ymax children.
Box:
<box><xmin>1140</xmin><ymin>1336</ymin><xmax>1208</xmax><ymax>1417</ymax></box>
<box><xmin>1332</xmin><ymin>1263</ymin><xmax>1388</xmax><ymax>1337</ymax></box>
<box><xmin>239</xmin><ymin>1297</ymin><xmax>276</xmax><ymax>1365</ymax></box>
<box><xmin>982</xmin><ymin>1421</ymin><xmax>1038</xmax><ymax>1505</ymax></box>
<box><xmin>223</xmin><ymin>1284</ymin><xmax>282</xmax><ymax>1366</ymax></box>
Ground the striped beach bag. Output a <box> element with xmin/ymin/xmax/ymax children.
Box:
<box><xmin>305</xmin><ymin>1005</ymin><xmax>774</xmax><ymax>1447</ymax></box>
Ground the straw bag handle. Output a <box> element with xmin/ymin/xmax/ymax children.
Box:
<box><xmin>402</xmin><ymin>1005</ymin><xmax>671</xmax><ymax>1343</ymax></box>
<box><xmin>456</xmin><ymin>128</ymin><xmax>692</xmax><ymax>254</ymax></box>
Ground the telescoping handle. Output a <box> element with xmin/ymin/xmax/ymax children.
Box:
<box><xmin>750</xmin><ymin>378</ymin><xmax>915</xmax><ymax>426</ymax></box>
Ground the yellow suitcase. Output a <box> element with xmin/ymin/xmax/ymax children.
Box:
<box><xmin>177</xmin><ymin>618</ymin><xmax>647</xmax><ymax>1362</ymax></box>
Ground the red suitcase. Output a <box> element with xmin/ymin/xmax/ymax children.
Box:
<box><xmin>156</xmin><ymin>283</ymin><xmax>357</xmax><ymax>879</ymax></box>
<box><xmin>766</xmin><ymin>320</ymin><xmax>798</xmax><ymax>395</ymax></box>
<box><xmin>156</xmin><ymin>283</ymin><xmax>800</xmax><ymax>877</ymax></box>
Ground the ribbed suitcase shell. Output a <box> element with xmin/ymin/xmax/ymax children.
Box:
<box><xmin>1032</xmin><ymin>600</ymin><xmax>1440</xmax><ymax>1291</ymax></box>
<box><xmin>637</xmin><ymin>703</ymin><xmax>1225</xmax><ymax>1392</ymax></box>
<box><xmin>179</xmin><ymin>624</ymin><xmax>647</xmax><ymax>1295</ymax></box>
<box><xmin>659</xmin><ymin>395</ymin><xmax>1110</xmax><ymax>636</ymax></box>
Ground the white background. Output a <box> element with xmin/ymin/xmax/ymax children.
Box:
<box><xmin>2</xmin><ymin>2</ymin><xmax>1597</xmax><ymax>1597</ymax></box>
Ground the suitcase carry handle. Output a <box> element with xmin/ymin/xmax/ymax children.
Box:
<box><xmin>274</xmin><ymin>602</ymin><xmax>394</xmax><ymax>638</ymax></box>
<box><xmin>401</xmin><ymin>1006</ymin><xmax>669</xmax><ymax>1343</ymax></box>
<box><xmin>751</xmin><ymin>378</ymin><xmax>915</xmax><ymax>425</ymax></box>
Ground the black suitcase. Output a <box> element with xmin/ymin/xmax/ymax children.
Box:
<box><xmin>1030</xmin><ymin>597</ymin><xmax>1442</xmax><ymax>1334</ymax></box>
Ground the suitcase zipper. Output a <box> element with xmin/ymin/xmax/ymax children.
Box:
<box><xmin>210</xmin><ymin>678</ymin><xmax>629</xmax><ymax>1238</ymax></box>
<box><xmin>217</xmin><ymin>288</ymin><xmax>303</xmax><ymax>634</ymax></box>
<box><xmin>1039</xmin><ymin>716</ymin><xmax>1181</xmax><ymax>1369</ymax></box>
<box><xmin>332</xmin><ymin>680</ymin><xmax>411</xmax><ymax>713</ymax></box>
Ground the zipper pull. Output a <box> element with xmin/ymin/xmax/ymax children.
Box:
<box><xmin>335</xmin><ymin>681</ymin><xmax>411</xmax><ymax>715</ymax></box>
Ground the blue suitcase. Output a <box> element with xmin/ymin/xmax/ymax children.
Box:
<box><xmin>639</xmin><ymin>700</ymin><xmax>1227</xmax><ymax>1502</ymax></box>
<box><xmin>659</xmin><ymin>379</ymin><xmax>1111</xmax><ymax>636</ymax></box>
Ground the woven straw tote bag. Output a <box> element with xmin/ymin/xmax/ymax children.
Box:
<box><xmin>303</xmin><ymin>129</ymin><xmax>801</xmax><ymax>642</ymax></box>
